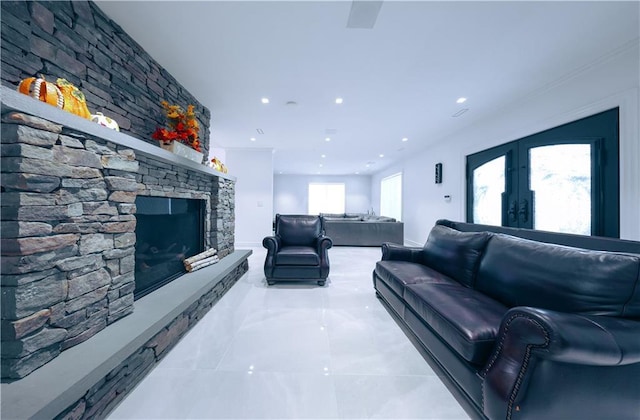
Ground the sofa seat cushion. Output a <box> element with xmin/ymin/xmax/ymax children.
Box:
<box><xmin>404</xmin><ymin>282</ymin><xmax>509</xmax><ymax>365</ymax></box>
<box><xmin>375</xmin><ymin>261</ymin><xmax>458</xmax><ymax>297</ymax></box>
<box><xmin>275</xmin><ymin>246</ymin><xmax>320</xmax><ymax>266</ymax></box>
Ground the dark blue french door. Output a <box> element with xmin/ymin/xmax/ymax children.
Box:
<box><xmin>466</xmin><ymin>108</ymin><xmax>619</xmax><ymax>237</ymax></box>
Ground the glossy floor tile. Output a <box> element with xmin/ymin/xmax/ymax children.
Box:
<box><xmin>108</xmin><ymin>247</ymin><xmax>470</xmax><ymax>419</ymax></box>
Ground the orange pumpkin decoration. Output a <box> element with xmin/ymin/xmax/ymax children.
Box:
<box><xmin>17</xmin><ymin>75</ymin><xmax>64</xmax><ymax>109</ymax></box>
<box><xmin>56</xmin><ymin>78</ymin><xmax>91</xmax><ymax>119</ymax></box>
<box><xmin>17</xmin><ymin>76</ymin><xmax>92</xmax><ymax>120</ymax></box>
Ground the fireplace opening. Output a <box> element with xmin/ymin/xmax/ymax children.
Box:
<box><xmin>134</xmin><ymin>196</ymin><xmax>205</xmax><ymax>299</ymax></box>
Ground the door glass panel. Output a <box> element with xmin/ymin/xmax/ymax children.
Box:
<box><xmin>473</xmin><ymin>156</ymin><xmax>505</xmax><ymax>226</ymax></box>
<box><xmin>529</xmin><ymin>144</ymin><xmax>591</xmax><ymax>235</ymax></box>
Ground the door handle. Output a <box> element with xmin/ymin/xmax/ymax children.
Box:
<box><xmin>508</xmin><ymin>200</ymin><xmax>518</xmax><ymax>222</ymax></box>
<box><xmin>519</xmin><ymin>199</ymin><xmax>529</xmax><ymax>223</ymax></box>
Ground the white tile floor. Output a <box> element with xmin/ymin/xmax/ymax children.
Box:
<box><xmin>108</xmin><ymin>247</ymin><xmax>470</xmax><ymax>419</ymax></box>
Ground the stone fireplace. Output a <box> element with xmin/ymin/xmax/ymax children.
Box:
<box><xmin>1</xmin><ymin>89</ymin><xmax>237</xmax><ymax>380</ymax></box>
<box><xmin>1</xmin><ymin>89</ymin><xmax>250</xmax><ymax>419</ymax></box>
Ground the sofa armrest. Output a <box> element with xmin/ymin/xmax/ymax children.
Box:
<box><xmin>524</xmin><ymin>307</ymin><xmax>640</xmax><ymax>365</ymax></box>
<box><xmin>482</xmin><ymin>307</ymin><xmax>640</xmax><ymax>419</ymax></box>
<box><xmin>485</xmin><ymin>307</ymin><xmax>640</xmax><ymax>370</ymax></box>
<box><xmin>381</xmin><ymin>243</ymin><xmax>423</xmax><ymax>263</ymax></box>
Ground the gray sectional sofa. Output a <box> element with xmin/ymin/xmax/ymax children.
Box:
<box><xmin>321</xmin><ymin>213</ymin><xmax>404</xmax><ymax>246</ymax></box>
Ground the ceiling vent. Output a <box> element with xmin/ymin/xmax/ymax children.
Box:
<box><xmin>324</xmin><ymin>128</ymin><xmax>337</xmax><ymax>135</ymax></box>
<box><xmin>452</xmin><ymin>109</ymin><xmax>469</xmax><ymax>118</ymax></box>
<box><xmin>346</xmin><ymin>1</ymin><xmax>383</xmax><ymax>29</ymax></box>
<box><xmin>256</xmin><ymin>128</ymin><xmax>264</xmax><ymax>134</ymax></box>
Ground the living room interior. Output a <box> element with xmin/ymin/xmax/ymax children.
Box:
<box><xmin>1</xmin><ymin>1</ymin><xmax>639</xmax><ymax>419</ymax></box>
<box><xmin>94</xmin><ymin>0</ymin><xmax>640</xmax><ymax>247</ymax></box>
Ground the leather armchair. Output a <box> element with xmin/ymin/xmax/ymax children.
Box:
<box><xmin>263</xmin><ymin>214</ymin><xmax>333</xmax><ymax>286</ymax></box>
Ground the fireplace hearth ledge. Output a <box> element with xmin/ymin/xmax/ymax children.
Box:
<box><xmin>0</xmin><ymin>249</ymin><xmax>252</xmax><ymax>420</ymax></box>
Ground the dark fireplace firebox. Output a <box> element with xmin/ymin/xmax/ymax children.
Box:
<box><xmin>134</xmin><ymin>196</ymin><xmax>205</xmax><ymax>299</ymax></box>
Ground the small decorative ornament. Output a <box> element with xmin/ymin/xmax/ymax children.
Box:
<box><xmin>209</xmin><ymin>157</ymin><xmax>228</xmax><ymax>173</ymax></box>
<box><xmin>91</xmin><ymin>112</ymin><xmax>120</xmax><ymax>131</ymax></box>
<box><xmin>210</xmin><ymin>157</ymin><xmax>223</xmax><ymax>171</ymax></box>
<box><xmin>56</xmin><ymin>78</ymin><xmax>91</xmax><ymax>119</ymax></box>
<box><xmin>17</xmin><ymin>75</ymin><xmax>64</xmax><ymax>109</ymax></box>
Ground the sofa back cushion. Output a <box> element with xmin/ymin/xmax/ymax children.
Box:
<box><xmin>422</xmin><ymin>225</ymin><xmax>492</xmax><ymax>288</ymax></box>
<box><xmin>476</xmin><ymin>234</ymin><xmax>640</xmax><ymax>317</ymax></box>
<box><xmin>276</xmin><ymin>215</ymin><xmax>322</xmax><ymax>247</ymax></box>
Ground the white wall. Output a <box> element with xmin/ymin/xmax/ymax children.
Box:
<box><xmin>274</xmin><ymin>174</ymin><xmax>372</xmax><ymax>216</ymax></box>
<box><xmin>224</xmin><ymin>148</ymin><xmax>274</xmax><ymax>247</ymax></box>
<box><xmin>373</xmin><ymin>42</ymin><xmax>640</xmax><ymax>245</ymax></box>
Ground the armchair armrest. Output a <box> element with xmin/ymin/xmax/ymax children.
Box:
<box><xmin>316</xmin><ymin>235</ymin><xmax>333</xmax><ymax>254</ymax></box>
<box><xmin>316</xmin><ymin>235</ymin><xmax>333</xmax><ymax>280</ymax></box>
<box><xmin>482</xmin><ymin>307</ymin><xmax>640</xmax><ymax>419</ymax></box>
<box><xmin>381</xmin><ymin>242</ymin><xmax>423</xmax><ymax>263</ymax></box>
<box><xmin>262</xmin><ymin>235</ymin><xmax>281</xmax><ymax>255</ymax></box>
<box><xmin>262</xmin><ymin>235</ymin><xmax>281</xmax><ymax>279</ymax></box>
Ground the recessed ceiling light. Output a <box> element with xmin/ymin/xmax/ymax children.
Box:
<box><xmin>379</xmin><ymin>154</ymin><xmax>384</xmax><ymax>158</ymax></box>
<box><xmin>366</xmin><ymin>164</ymin><xmax>370</xmax><ymax>168</ymax></box>
<box><xmin>319</xmin><ymin>164</ymin><xmax>323</xmax><ymax>167</ymax></box>
<box><xmin>355</xmin><ymin>172</ymin><xmax>360</xmax><ymax>175</ymax></box>
<box><xmin>325</xmin><ymin>137</ymin><xmax>331</xmax><ymax>142</ymax></box>
<box><xmin>321</xmin><ymin>154</ymin><xmax>326</xmax><ymax>158</ymax></box>
<box><xmin>401</xmin><ymin>137</ymin><xmax>408</xmax><ymax>142</ymax></box>
<box><xmin>456</xmin><ymin>97</ymin><xmax>467</xmax><ymax>104</ymax></box>
<box><xmin>250</xmin><ymin>137</ymin><xmax>256</xmax><ymax>141</ymax></box>
<box><xmin>261</xmin><ymin>97</ymin><xmax>270</xmax><ymax>104</ymax></box>
<box><xmin>335</xmin><ymin>97</ymin><xmax>343</xmax><ymax>104</ymax></box>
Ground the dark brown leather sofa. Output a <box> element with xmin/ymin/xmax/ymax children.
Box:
<box><xmin>373</xmin><ymin>219</ymin><xmax>640</xmax><ymax>420</ymax></box>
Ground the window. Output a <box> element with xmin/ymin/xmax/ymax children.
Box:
<box><xmin>381</xmin><ymin>173</ymin><xmax>402</xmax><ymax>221</ymax></box>
<box><xmin>466</xmin><ymin>108</ymin><xmax>619</xmax><ymax>237</ymax></box>
<box><xmin>308</xmin><ymin>183</ymin><xmax>345</xmax><ymax>215</ymax></box>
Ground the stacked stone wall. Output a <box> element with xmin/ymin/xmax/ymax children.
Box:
<box><xmin>0</xmin><ymin>0</ymin><xmax>211</xmax><ymax>160</ymax></box>
<box><xmin>1</xmin><ymin>112</ymin><xmax>138</xmax><ymax>379</ymax></box>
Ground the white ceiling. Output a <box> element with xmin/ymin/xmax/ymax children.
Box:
<box><xmin>94</xmin><ymin>1</ymin><xmax>639</xmax><ymax>175</ymax></box>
